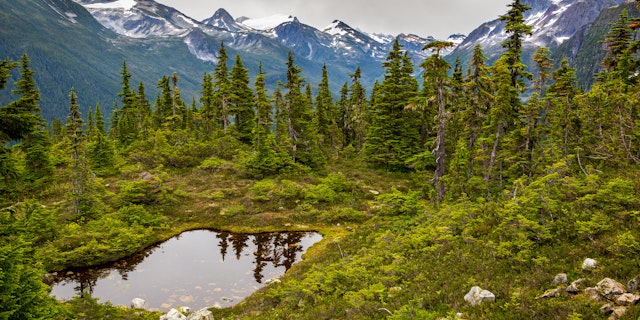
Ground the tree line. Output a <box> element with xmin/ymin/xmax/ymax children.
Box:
<box><xmin>1</xmin><ymin>1</ymin><xmax>639</xmax><ymax>206</ymax></box>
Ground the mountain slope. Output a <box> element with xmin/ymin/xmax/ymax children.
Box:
<box><xmin>0</xmin><ymin>0</ymin><xmax>243</xmax><ymax>121</ymax></box>
<box><xmin>553</xmin><ymin>1</ymin><xmax>640</xmax><ymax>87</ymax></box>
<box><xmin>447</xmin><ymin>0</ymin><xmax>627</xmax><ymax>66</ymax></box>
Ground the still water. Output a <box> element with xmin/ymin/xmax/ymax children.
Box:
<box><xmin>48</xmin><ymin>230</ymin><xmax>322</xmax><ymax>310</ymax></box>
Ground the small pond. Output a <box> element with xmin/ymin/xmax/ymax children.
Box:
<box><xmin>48</xmin><ymin>230</ymin><xmax>322</xmax><ymax>310</ymax></box>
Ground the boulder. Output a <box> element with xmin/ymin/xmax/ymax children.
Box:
<box><xmin>264</xmin><ymin>278</ymin><xmax>281</xmax><ymax>285</ymax></box>
<box><xmin>464</xmin><ymin>286</ymin><xmax>495</xmax><ymax>306</ymax></box>
<box><xmin>597</xmin><ymin>278</ymin><xmax>627</xmax><ymax>301</ymax></box>
<box><xmin>585</xmin><ymin>287</ymin><xmax>602</xmax><ymax>302</ymax></box>
<box><xmin>536</xmin><ymin>288</ymin><xmax>564</xmax><ymax>299</ymax></box>
<box><xmin>186</xmin><ymin>308</ymin><xmax>214</xmax><ymax>320</ymax></box>
<box><xmin>627</xmin><ymin>276</ymin><xmax>639</xmax><ymax>293</ymax></box>
<box><xmin>567</xmin><ymin>278</ymin><xmax>586</xmax><ymax>294</ymax></box>
<box><xmin>552</xmin><ymin>273</ymin><xmax>568</xmax><ymax>285</ymax></box>
<box><xmin>616</xmin><ymin>293</ymin><xmax>640</xmax><ymax>306</ymax></box>
<box><xmin>130</xmin><ymin>298</ymin><xmax>148</xmax><ymax>309</ymax></box>
<box><xmin>160</xmin><ymin>308</ymin><xmax>186</xmax><ymax>320</ymax></box>
<box><xmin>610</xmin><ymin>306</ymin><xmax>627</xmax><ymax>320</ymax></box>
<box><xmin>582</xmin><ymin>258</ymin><xmax>597</xmax><ymax>271</ymax></box>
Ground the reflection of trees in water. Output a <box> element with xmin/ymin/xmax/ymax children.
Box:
<box><xmin>214</xmin><ymin>232</ymin><xmax>310</xmax><ymax>283</ymax></box>
<box><xmin>230</xmin><ymin>233</ymin><xmax>250</xmax><ymax>260</ymax></box>
<box><xmin>45</xmin><ymin>243</ymin><xmax>157</xmax><ymax>297</ymax></box>
<box><xmin>48</xmin><ymin>231</ymin><xmax>313</xmax><ymax>297</ymax></box>
<box><xmin>250</xmin><ymin>232</ymin><xmax>307</xmax><ymax>283</ymax></box>
<box><xmin>216</xmin><ymin>231</ymin><xmax>230</xmax><ymax>261</ymax></box>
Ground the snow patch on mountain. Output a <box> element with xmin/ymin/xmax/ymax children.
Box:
<box><xmin>242</xmin><ymin>14</ymin><xmax>298</xmax><ymax>31</ymax></box>
<box><xmin>84</xmin><ymin>0</ymin><xmax>136</xmax><ymax>10</ymax></box>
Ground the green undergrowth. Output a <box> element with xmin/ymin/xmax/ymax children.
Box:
<box><xmin>210</xmin><ymin>165</ymin><xmax>640</xmax><ymax>319</ymax></box>
<box><xmin>6</xmin><ymin>156</ymin><xmax>640</xmax><ymax>319</ymax></box>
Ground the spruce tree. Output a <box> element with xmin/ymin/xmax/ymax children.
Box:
<box><xmin>200</xmin><ymin>72</ymin><xmax>217</xmax><ymax>135</ymax></box>
<box><xmin>499</xmin><ymin>0</ymin><xmax>533</xmax><ymax>89</ymax></box>
<box><xmin>336</xmin><ymin>82</ymin><xmax>350</xmax><ymax>149</ymax></box>
<box><xmin>213</xmin><ymin>42</ymin><xmax>231</xmax><ymax>130</ymax></box>
<box><xmin>88</xmin><ymin>104</ymin><xmax>116</xmax><ymax>176</ymax></box>
<box><xmin>364</xmin><ymin>39</ymin><xmax>420</xmax><ymax>170</ymax></box>
<box><xmin>280</xmin><ymin>52</ymin><xmax>322</xmax><ymax>168</ymax></box>
<box><xmin>248</xmin><ymin>64</ymin><xmax>290</xmax><ymax>176</ymax></box>
<box><xmin>314</xmin><ymin>64</ymin><xmax>335</xmax><ymax>149</ymax></box>
<box><xmin>348</xmin><ymin>67</ymin><xmax>367</xmax><ymax>151</ymax></box>
<box><xmin>66</xmin><ymin>88</ymin><xmax>87</xmax><ymax>218</ymax></box>
<box><xmin>155</xmin><ymin>76</ymin><xmax>171</xmax><ymax>127</ymax></box>
<box><xmin>546</xmin><ymin>58</ymin><xmax>581</xmax><ymax>161</ymax></box>
<box><xmin>421</xmin><ymin>41</ymin><xmax>454</xmax><ymax>202</ymax></box>
<box><xmin>229</xmin><ymin>54</ymin><xmax>254</xmax><ymax>143</ymax></box>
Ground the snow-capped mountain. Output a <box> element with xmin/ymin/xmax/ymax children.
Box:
<box><xmin>449</xmin><ymin>0</ymin><xmax>627</xmax><ymax>62</ymax></box>
<box><xmin>201</xmin><ymin>8</ymin><xmax>248</xmax><ymax>33</ymax></box>
<box><xmin>72</xmin><ymin>0</ymin><xmax>441</xmax><ymax>67</ymax></box>
<box><xmin>76</xmin><ymin>0</ymin><xmax>202</xmax><ymax>38</ymax></box>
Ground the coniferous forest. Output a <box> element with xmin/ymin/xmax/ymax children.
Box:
<box><xmin>2</xmin><ymin>1</ymin><xmax>640</xmax><ymax>319</ymax></box>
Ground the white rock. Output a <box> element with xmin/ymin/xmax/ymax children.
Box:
<box><xmin>369</xmin><ymin>190</ymin><xmax>380</xmax><ymax>195</ymax></box>
<box><xmin>582</xmin><ymin>258</ymin><xmax>597</xmax><ymax>271</ymax></box>
<box><xmin>552</xmin><ymin>273</ymin><xmax>568</xmax><ymax>285</ymax></box>
<box><xmin>265</xmin><ymin>278</ymin><xmax>281</xmax><ymax>285</ymax></box>
<box><xmin>130</xmin><ymin>298</ymin><xmax>148</xmax><ymax>309</ymax></box>
<box><xmin>186</xmin><ymin>308</ymin><xmax>214</xmax><ymax>320</ymax></box>
<box><xmin>160</xmin><ymin>308</ymin><xmax>186</xmax><ymax>320</ymax></box>
<box><xmin>464</xmin><ymin>286</ymin><xmax>495</xmax><ymax>306</ymax></box>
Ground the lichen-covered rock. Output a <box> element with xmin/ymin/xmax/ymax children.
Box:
<box><xmin>585</xmin><ymin>287</ymin><xmax>602</xmax><ymax>302</ymax></box>
<box><xmin>582</xmin><ymin>258</ymin><xmax>597</xmax><ymax>271</ymax></box>
<box><xmin>567</xmin><ymin>278</ymin><xmax>586</xmax><ymax>294</ymax></box>
<box><xmin>536</xmin><ymin>288</ymin><xmax>564</xmax><ymax>299</ymax></box>
<box><xmin>130</xmin><ymin>298</ymin><xmax>148</xmax><ymax>309</ymax></box>
<box><xmin>616</xmin><ymin>293</ymin><xmax>640</xmax><ymax>306</ymax></box>
<box><xmin>464</xmin><ymin>286</ymin><xmax>495</xmax><ymax>306</ymax></box>
<box><xmin>160</xmin><ymin>308</ymin><xmax>186</xmax><ymax>320</ymax></box>
<box><xmin>186</xmin><ymin>308</ymin><xmax>214</xmax><ymax>320</ymax></box>
<box><xmin>597</xmin><ymin>278</ymin><xmax>627</xmax><ymax>301</ymax></box>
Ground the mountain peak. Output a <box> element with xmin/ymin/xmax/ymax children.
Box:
<box><xmin>322</xmin><ymin>20</ymin><xmax>355</xmax><ymax>36</ymax></box>
<box><xmin>202</xmin><ymin>8</ymin><xmax>243</xmax><ymax>31</ymax></box>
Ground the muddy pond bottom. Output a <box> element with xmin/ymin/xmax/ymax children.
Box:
<box><xmin>48</xmin><ymin>230</ymin><xmax>322</xmax><ymax>311</ymax></box>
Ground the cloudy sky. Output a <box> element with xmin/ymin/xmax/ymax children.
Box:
<box><xmin>156</xmin><ymin>0</ymin><xmax>512</xmax><ymax>39</ymax></box>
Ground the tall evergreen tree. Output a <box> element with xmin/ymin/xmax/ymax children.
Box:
<box><xmin>499</xmin><ymin>0</ymin><xmax>533</xmax><ymax>89</ymax></box>
<box><xmin>546</xmin><ymin>58</ymin><xmax>581</xmax><ymax>161</ymax></box>
<box><xmin>66</xmin><ymin>88</ymin><xmax>87</xmax><ymax>218</ymax></box>
<box><xmin>421</xmin><ymin>41</ymin><xmax>454</xmax><ymax>202</ymax></box>
<box><xmin>88</xmin><ymin>104</ymin><xmax>116</xmax><ymax>176</ymax></box>
<box><xmin>314</xmin><ymin>64</ymin><xmax>335</xmax><ymax>149</ymax></box>
<box><xmin>229</xmin><ymin>55</ymin><xmax>255</xmax><ymax>143</ymax></box>
<box><xmin>280</xmin><ymin>52</ymin><xmax>322</xmax><ymax>167</ymax></box>
<box><xmin>348</xmin><ymin>67</ymin><xmax>367</xmax><ymax>151</ymax></box>
<box><xmin>336</xmin><ymin>82</ymin><xmax>350</xmax><ymax>150</ymax></box>
<box><xmin>199</xmin><ymin>72</ymin><xmax>217</xmax><ymax>135</ymax></box>
<box><xmin>213</xmin><ymin>42</ymin><xmax>231</xmax><ymax>130</ymax></box>
<box><xmin>364</xmin><ymin>39</ymin><xmax>420</xmax><ymax>170</ymax></box>
<box><xmin>248</xmin><ymin>63</ymin><xmax>290</xmax><ymax>176</ymax></box>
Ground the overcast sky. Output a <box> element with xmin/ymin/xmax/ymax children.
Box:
<box><xmin>156</xmin><ymin>0</ymin><xmax>512</xmax><ymax>39</ymax></box>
